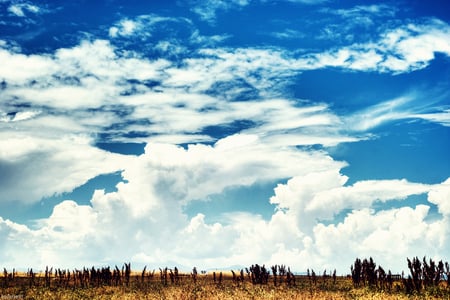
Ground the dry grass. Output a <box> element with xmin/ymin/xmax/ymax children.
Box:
<box><xmin>2</xmin><ymin>274</ymin><xmax>449</xmax><ymax>300</ymax></box>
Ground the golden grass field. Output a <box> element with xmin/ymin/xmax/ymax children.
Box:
<box><xmin>1</xmin><ymin>272</ymin><xmax>449</xmax><ymax>300</ymax></box>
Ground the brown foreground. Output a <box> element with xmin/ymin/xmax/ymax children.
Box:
<box><xmin>1</xmin><ymin>273</ymin><xmax>449</xmax><ymax>300</ymax></box>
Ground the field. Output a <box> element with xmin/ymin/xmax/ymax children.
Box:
<box><xmin>1</xmin><ymin>261</ymin><xmax>450</xmax><ymax>300</ymax></box>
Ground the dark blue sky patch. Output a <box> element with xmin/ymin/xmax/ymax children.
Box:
<box><xmin>331</xmin><ymin>121</ymin><xmax>450</xmax><ymax>185</ymax></box>
<box><xmin>95</xmin><ymin>142</ymin><xmax>146</xmax><ymax>155</ymax></box>
<box><xmin>96</xmin><ymin>128</ymin><xmax>153</xmax><ymax>142</ymax></box>
<box><xmin>200</xmin><ymin>119</ymin><xmax>258</xmax><ymax>140</ymax></box>
<box><xmin>205</xmin><ymin>78</ymin><xmax>260</xmax><ymax>101</ymax></box>
<box><xmin>97</xmin><ymin>116</ymin><xmax>152</xmax><ymax>141</ymax></box>
<box><xmin>294</xmin><ymin>53</ymin><xmax>450</xmax><ymax>113</ymax></box>
<box><xmin>122</xmin><ymin>130</ymin><xmax>152</xmax><ymax>139</ymax></box>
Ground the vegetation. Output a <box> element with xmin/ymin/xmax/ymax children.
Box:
<box><xmin>1</xmin><ymin>257</ymin><xmax>449</xmax><ymax>299</ymax></box>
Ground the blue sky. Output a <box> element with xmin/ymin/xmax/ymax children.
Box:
<box><xmin>0</xmin><ymin>0</ymin><xmax>449</xmax><ymax>273</ymax></box>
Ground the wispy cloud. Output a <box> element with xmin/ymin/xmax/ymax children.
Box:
<box><xmin>338</xmin><ymin>88</ymin><xmax>450</xmax><ymax>133</ymax></box>
<box><xmin>285</xmin><ymin>0</ymin><xmax>328</xmax><ymax>3</ymax></box>
<box><xmin>326</xmin><ymin>4</ymin><xmax>398</xmax><ymax>19</ymax></box>
<box><xmin>190</xmin><ymin>0</ymin><xmax>251</xmax><ymax>22</ymax></box>
<box><xmin>108</xmin><ymin>14</ymin><xmax>229</xmax><ymax>56</ymax></box>
<box><xmin>300</xmin><ymin>18</ymin><xmax>450</xmax><ymax>73</ymax></box>
<box><xmin>7</xmin><ymin>3</ymin><xmax>42</xmax><ymax>17</ymax></box>
<box><xmin>190</xmin><ymin>0</ymin><xmax>327</xmax><ymax>23</ymax></box>
<box><xmin>343</xmin><ymin>96</ymin><xmax>413</xmax><ymax>132</ymax></box>
<box><xmin>313</xmin><ymin>4</ymin><xmax>399</xmax><ymax>44</ymax></box>
<box><xmin>269</xmin><ymin>29</ymin><xmax>305</xmax><ymax>40</ymax></box>
<box><xmin>411</xmin><ymin>109</ymin><xmax>450</xmax><ymax>127</ymax></box>
<box><xmin>109</xmin><ymin>15</ymin><xmax>191</xmax><ymax>38</ymax></box>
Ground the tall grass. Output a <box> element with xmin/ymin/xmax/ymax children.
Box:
<box><xmin>1</xmin><ymin>257</ymin><xmax>449</xmax><ymax>299</ymax></box>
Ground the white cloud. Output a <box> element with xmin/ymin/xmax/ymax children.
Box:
<box><xmin>342</xmin><ymin>92</ymin><xmax>450</xmax><ymax>131</ymax></box>
<box><xmin>306</xmin><ymin>179</ymin><xmax>431</xmax><ymax>219</ymax></box>
<box><xmin>412</xmin><ymin>109</ymin><xmax>450</xmax><ymax>127</ymax></box>
<box><xmin>0</xmin><ymin>39</ymin><xmax>170</xmax><ymax>114</ymax></box>
<box><xmin>310</xmin><ymin>205</ymin><xmax>446</xmax><ymax>272</ymax></box>
<box><xmin>109</xmin><ymin>19</ymin><xmax>137</xmax><ymax>37</ymax></box>
<box><xmin>190</xmin><ymin>0</ymin><xmax>250</xmax><ymax>22</ymax></box>
<box><xmin>8</xmin><ymin>3</ymin><xmax>41</xmax><ymax>17</ymax></box>
<box><xmin>109</xmin><ymin>15</ymin><xmax>181</xmax><ymax>38</ymax></box>
<box><xmin>0</xmin><ymin>132</ymin><xmax>341</xmax><ymax>268</ymax></box>
<box><xmin>0</xmin><ymin>133</ymin><xmax>129</xmax><ymax>203</ymax></box>
<box><xmin>330</xmin><ymin>4</ymin><xmax>397</xmax><ymax>19</ymax></box>
<box><xmin>1</xmin><ymin>22</ymin><xmax>448</xmax><ymax>149</ymax></box>
<box><xmin>343</xmin><ymin>96</ymin><xmax>413</xmax><ymax>131</ymax></box>
<box><xmin>190</xmin><ymin>0</ymin><xmax>325</xmax><ymax>22</ymax></box>
<box><xmin>270</xmin><ymin>29</ymin><xmax>305</xmax><ymax>40</ymax></box>
<box><xmin>268</xmin><ymin>175</ymin><xmax>449</xmax><ymax>271</ymax></box>
<box><xmin>428</xmin><ymin>178</ymin><xmax>450</xmax><ymax>216</ymax></box>
<box><xmin>134</xmin><ymin>135</ymin><xmax>344</xmax><ymax>206</ymax></box>
<box><xmin>0</xmin><ymin>48</ymin><xmax>57</xmax><ymax>83</ymax></box>
<box><xmin>108</xmin><ymin>14</ymin><xmax>229</xmax><ymax>55</ymax></box>
<box><xmin>0</xmin><ymin>137</ymin><xmax>448</xmax><ymax>272</ymax></box>
<box><xmin>301</xmin><ymin>19</ymin><xmax>450</xmax><ymax>73</ymax></box>
<box><xmin>166</xmin><ymin>47</ymin><xmax>303</xmax><ymax>95</ymax></box>
<box><xmin>269</xmin><ymin>170</ymin><xmax>437</xmax><ymax>226</ymax></box>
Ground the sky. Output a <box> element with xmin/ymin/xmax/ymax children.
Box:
<box><xmin>0</xmin><ymin>0</ymin><xmax>449</xmax><ymax>274</ymax></box>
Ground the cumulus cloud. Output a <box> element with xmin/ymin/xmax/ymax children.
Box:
<box><xmin>126</xmin><ymin>135</ymin><xmax>344</xmax><ymax>209</ymax></box>
<box><xmin>309</xmin><ymin>205</ymin><xmax>446</xmax><ymax>271</ymax></box>
<box><xmin>109</xmin><ymin>19</ymin><xmax>138</xmax><ymax>38</ymax></box>
<box><xmin>0</xmin><ymin>129</ymin><xmax>439</xmax><ymax>270</ymax></box>
<box><xmin>0</xmin><ymin>133</ymin><xmax>342</xmax><ymax>268</ymax></box>
<box><xmin>267</xmin><ymin>173</ymin><xmax>449</xmax><ymax>271</ymax></box>
<box><xmin>428</xmin><ymin>178</ymin><xmax>450</xmax><ymax>216</ymax></box>
<box><xmin>0</xmin><ymin>134</ymin><xmax>448</xmax><ymax>272</ymax></box>
<box><xmin>305</xmin><ymin>179</ymin><xmax>431</xmax><ymax>219</ymax></box>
